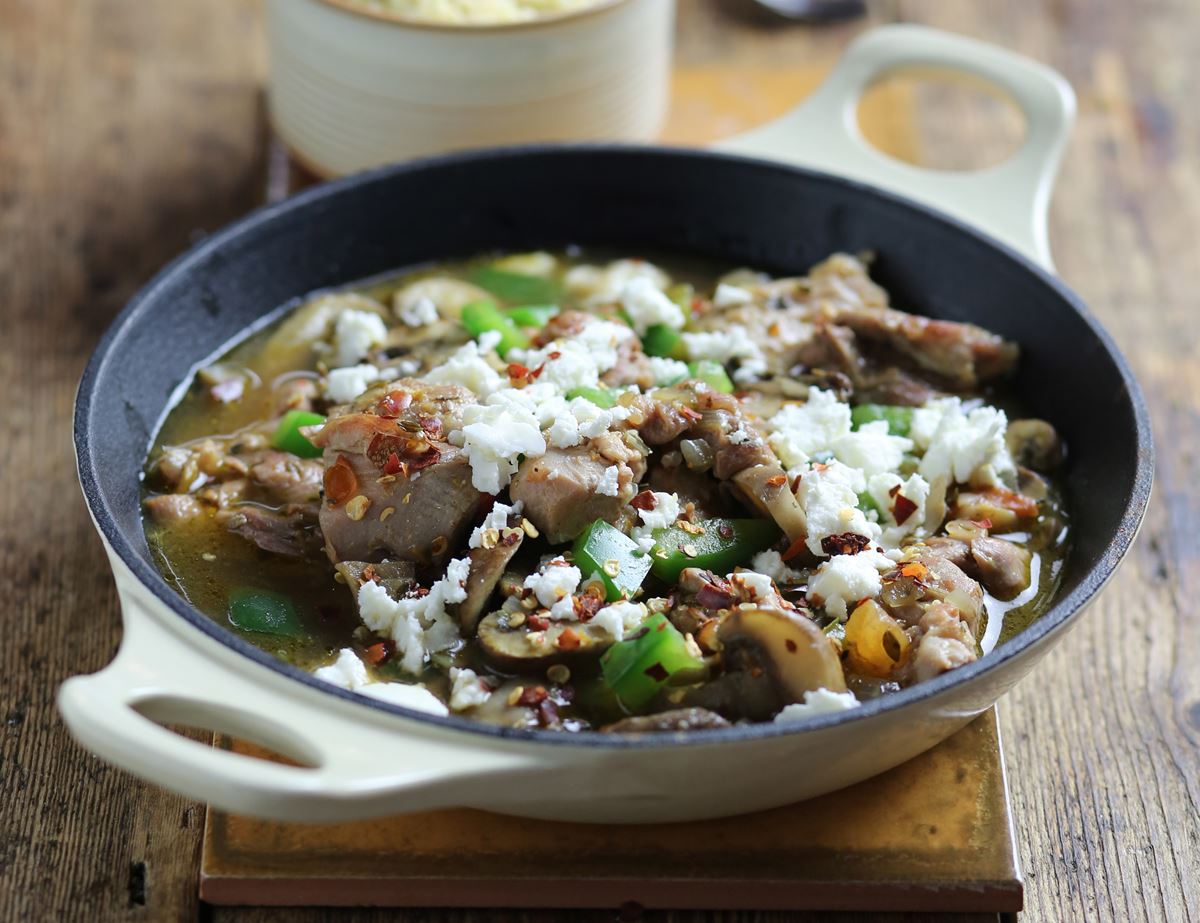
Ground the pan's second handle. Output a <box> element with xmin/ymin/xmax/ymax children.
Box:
<box><xmin>57</xmin><ymin>562</ymin><xmax>540</xmax><ymax>822</ymax></box>
<box><xmin>715</xmin><ymin>24</ymin><xmax>1075</xmax><ymax>271</ymax></box>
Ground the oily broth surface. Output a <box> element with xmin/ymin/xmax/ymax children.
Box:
<box><xmin>143</xmin><ymin>250</ymin><xmax>1070</xmax><ymax>714</ymax></box>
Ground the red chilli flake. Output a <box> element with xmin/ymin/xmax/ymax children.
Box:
<box><xmin>556</xmin><ymin>627</ymin><xmax>582</xmax><ymax>651</ymax></box>
<box><xmin>630</xmin><ymin>490</ymin><xmax>658</xmax><ymax>511</ymax></box>
<box><xmin>375</xmin><ymin>390</ymin><xmax>412</xmax><ymax>419</ymax></box>
<box><xmin>573</xmin><ymin>593</ymin><xmax>604</xmax><ymax>621</ymax></box>
<box><xmin>517</xmin><ymin>685</ymin><xmax>549</xmax><ymax>707</ymax></box>
<box><xmin>547</xmin><ymin>351</ymin><xmax>562</xmax><ymax>360</ymax></box>
<box><xmin>781</xmin><ymin>535</ymin><xmax>809</xmax><ymax>562</ymax></box>
<box><xmin>382</xmin><ymin>452</ymin><xmax>403</xmax><ymax>476</ymax></box>
<box><xmin>527</xmin><ymin>613</ymin><xmax>550</xmax><ymax>631</ymax></box>
<box><xmin>323</xmin><ymin>456</ymin><xmax>358</xmax><ymax>506</ymax></box>
<box><xmin>362</xmin><ymin>640</ymin><xmax>394</xmax><ymax>665</ymax></box>
<box><xmin>765</xmin><ymin>474</ymin><xmax>788</xmax><ymax>489</ymax></box>
<box><xmin>891</xmin><ymin>494</ymin><xmax>919</xmax><ymax>525</ymax></box>
<box><xmin>821</xmin><ymin>532</ymin><xmax>873</xmax><ymax>557</ymax></box>
<box><xmin>972</xmin><ymin>517</ymin><xmax>995</xmax><ymax>530</ymax></box>
<box><xmin>367</xmin><ymin>433</ymin><xmax>441</xmax><ymax>475</ymax></box>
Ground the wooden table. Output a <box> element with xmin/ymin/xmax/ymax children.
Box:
<box><xmin>2</xmin><ymin>2</ymin><xmax>1196</xmax><ymax>921</ymax></box>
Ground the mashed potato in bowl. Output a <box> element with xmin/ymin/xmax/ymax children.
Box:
<box><xmin>346</xmin><ymin>0</ymin><xmax>606</xmax><ymax>25</ymax></box>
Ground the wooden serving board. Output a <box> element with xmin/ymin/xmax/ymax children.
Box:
<box><xmin>201</xmin><ymin>712</ymin><xmax>1020</xmax><ymax>912</ymax></box>
<box><xmin>202</xmin><ymin>64</ymin><xmax>1019</xmax><ymax>914</ymax></box>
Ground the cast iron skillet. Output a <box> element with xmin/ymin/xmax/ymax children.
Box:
<box><xmin>62</xmin><ymin>30</ymin><xmax>1154</xmax><ymax>823</ymax></box>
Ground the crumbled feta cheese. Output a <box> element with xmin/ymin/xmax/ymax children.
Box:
<box><xmin>731</xmin><ymin>570</ymin><xmax>775</xmax><ymax>601</ymax></box>
<box><xmin>564</xmin><ymin>258</ymin><xmax>670</xmax><ymax>305</ymax></box>
<box><xmin>806</xmin><ymin>551</ymin><xmax>894</xmax><ymax>619</ymax></box>
<box><xmin>595</xmin><ymin>464</ymin><xmax>620</xmax><ymax>497</ymax></box>
<box><xmin>424</xmin><ymin>337</ymin><xmax>503</xmax><ymax>395</ymax></box>
<box><xmin>749</xmin><ymin>550</ymin><xmax>804</xmax><ymax>584</ymax></box>
<box><xmin>313</xmin><ymin>647</ymin><xmax>369</xmax><ymax>689</ymax></box>
<box><xmin>831</xmin><ymin>420</ymin><xmax>914</xmax><ymax>477</ymax></box>
<box><xmin>331</xmin><ymin>309</ymin><xmax>388</xmax><ymax>368</ymax></box>
<box><xmin>774</xmin><ymin>688</ymin><xmax>861</xmax><ymax>723</ymax></box>
<box><xmin>620</xmin><ymin>276</ymin><xmax>685</xmax><ymax>335</ymax></box>
<box><xmin>713</xmin><ymin>283</ymin><xmax>754</xmax><ymax>308</ymax></box>
<box><xmin>917</xmin><ymin>399</ymin><xmax>1013</xmax><ymax>484</ymax></box>
<box><xmin>794</xmin><ymin>460</ymin><xmax>879</xmax><ymax>556</ymax></box>
<box><xmin>507</xmin><ymin>319</ymin><xmax>632</xmax><ymax>391</ymax></box>
<box><xmin>398</xmin><ymin>295</ymin><xmax>439</xmax><ymax>328</ymax></box>
<box><xmin>325</xmin><ymin>364</ymin><xmax>383</xmax><ymax>404</ymax></box>
<box><xmin>312</xmin><ymin>648</ymin><xmax>448</xmax><ymax>715</ymax></box>
<box><xmin>629</xmin><ymin>491</ymin><xmax>681</xmax><ymax>550</ymax></box>
<box><xmin>468</xmin><ymin>500</ymin><xmax>524</xmax><ymax>549</ymax></box>
<box><xmin>448</xmin><ymin>667</ymin><xmax>492</xmax><ymax>711</ymax></box>
<box><xmin>866</xmin><ymin>472</ymin><xmax>931</xmax><ymax>547</ymax></box>
<box><xmin>634</xmin><ymin>491</ymin><xmax>681</xmax><ymax>531</ymax></box>
<box><xmin>523</xmin><ymin>562</ymin><xmax>582</xmax><ymax>610</ymax></box>
<box><xmin>455</xmin><ymin>403</ymin><xmax>546</xmax><ymax>493</ymax></box>
<box><xmin>682</xmin><ymin>324</ymin><xmax>767</xmax><ymax>384</ymax></box>
<box><xmin>356</xmin><ymin>558</ymin><xmax>470</xmax><ymax>675</ymax></box>
<box><xmin>358</xmin><ymin>682</ymin><xmax>449</xmax><ymax>715</ymax></box>
<box><xmin>727</xmin><ymin>422</ymin><xmax>753</xmax><ymax>445</ymax></box>
<box><xmin>590</xmin><ymin>601</ymin><xmax>649</xmax><ymax>640</ymax></box>
<box><xmin>647</xmin><ymin>356</ymin><xmax>690</xmax><ymax>386</ymax></box>
<box><xmin>767</xmin><ymin>387</ymin><xmax>852</xmax><ymax>468</ymax></box>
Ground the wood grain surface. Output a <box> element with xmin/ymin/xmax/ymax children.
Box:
<box><xmin>1</xmin><ymin>2</ymin><xmax>1197</xmax><ymax>922</ymax></box>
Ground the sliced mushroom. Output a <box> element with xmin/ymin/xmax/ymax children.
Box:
<box><xmin>454</xmin><ymin>527</ymin><xmax>525</xmax><ymax>635</ymax></box>
<box><xmin>1005</xmin><ymin>419</ymin><xmax>1064</xmax><ymax>472</ymax></box>
<box><xmin>688</xmin><ymin>608</ymin><xmax>846</xmax><ymax>721</ymax></box>
<box><xmin>477</xmin><ymin>612</ymin><xmax>615</xmax><ymax>672</ymax></box>
<box><xmin>601</xmin><ymin>707</ymin><xmax>731</xmax><ymax>734</ymax></box>
<box><xmin>467</xmin><ymin>678</ymin><xmax>539</xmax><ymax>730</ymax></box>
<box><xmin>732</xmin><ymin>464</ymin><xmax>807</xmax><ymax>542</ymax></box>
<box><xmin>335</xmin><ymin>560</ymin><xmax>415</xmax><ymax>601</ymax></box>
<box><xmin>393</xmin><ymin>276</ymin><xmax>490</xmax><ymax>320</ymax></box>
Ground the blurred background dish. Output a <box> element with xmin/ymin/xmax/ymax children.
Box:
<box><xmin>267</xmin><ymin>0</ymin><xmax>675</xmax><ymax>177</ymax></box>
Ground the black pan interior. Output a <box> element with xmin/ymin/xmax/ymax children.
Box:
<box><xmin>75</xmin><ymin>146</ymin><xmax>1153</xmax><ymax>745</ymax></box>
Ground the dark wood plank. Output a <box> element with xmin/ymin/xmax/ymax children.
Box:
<box><xmin>0</xmin><ymin>1</ymin><xmax>266</xmax><ymax>920</ymax></box>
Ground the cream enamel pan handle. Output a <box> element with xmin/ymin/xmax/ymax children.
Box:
<box><xmin>716</xmin><ymin>24</ymin><xmax>1076</xmax><ymax>271</ymax></box>
<box><xmin>58</xmin><ymin>557</ymin><xmax>540</xmax><ymax>822</ymax></box>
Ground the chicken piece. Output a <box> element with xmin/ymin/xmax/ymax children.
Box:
<box><xmin>217</xmin><ymin>504</ymin><xmax>322</xmax><ymax>557</ymax></box>
<box><xmin>249</xmin><ymin>452</ymin><xmax>324</xmax><ymax>506</ymax></box>
<box><xmin>969</xmin><ymin>536</ymin><xmax>1033</xmax><ymax>601</ymax></box>
<box><xmin>143</xmin><ymin>494</ymin><xmax>207</xmax><ymax>525</ymax></box>
<box><xmin>308</xmin><ymin>380</ymin><xmax>488</xmax><ymax>565</ymax></box>
<box><xmin>911</xmin><ymin>601</ymin><xmax>979</xmax><ymax>682</ymax></box>
<box><xmin>317</xmin><ymin>447</ymin><xmax>484</xmax><ymax>566</ymax></box>
<box><xmin>509</xmin><ymin>441</ymin><xmax>642</xmax><ymax>544</ymax></box>
<box><xmin>817</xmin><ymin>303</ymin><xmax>1018</xmax><ymax>389</ymax></box>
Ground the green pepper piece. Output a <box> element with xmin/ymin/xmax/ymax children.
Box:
<box><xmin>851</xmin><ymin>403</ymin><xmax>914</xmax><ymax>436</ymax></box>
<box><xmin>272</xmin><ymin>410</ymin><xmax>326</xmax><ymax>459</ymax></box>
<box><xmin>600</xmin><ymin>613</ymin><xmax>706</xmax><ymax>713</ymax></box>
<box><xmin>472</xmin><ymin>266</ymin><xmax>561</xmax><ymax>304</ymax></box>
<box><xmin>505</xmin><ymin>304</ymin><xmax>560</xmax><ymax>328</ymax></box>
<box><xmin>641</xmin><ymin>323</ymin><xmax>687</xmax><ymax>359</ymax></box>
<box><xmin>857</xmin><ymin>491</ymin><xmax>881</xmax><ymax>516</ymax></box>
<box><xmin>687</xmin><ymin>359</ymin><xmax>734</xmax><ymax>393</ymax></box>
<box><xmin>461</xmin><ymin>300</ymin><xmax>531</xmax><ymax>356</ymax></box>
<box><xmin>573</xmin><ymin>519</ymin><xmax>652</xmax><ymax>602</ymax></box>
<box><xmin>565</xmin><ymin>386</ymin><xmax>616</xmax><ymax>409</ymax></box>
<box><xmin>228</xmin><ymin>588</ymin><xmax>305</xmax><ymax>638</ymax></box>
<box><xmin>650</xmin><ymin>517</ymin><xmax>780</xmax><ymax>583</ymax></box>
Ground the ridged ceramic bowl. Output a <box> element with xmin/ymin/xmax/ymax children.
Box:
<box><xmin>267</xmin><ymin>0</ymin><xmax>675</xmax><ymax>177</ymax></box>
